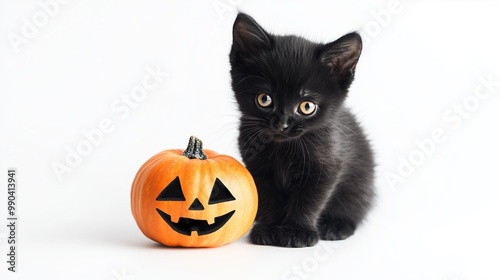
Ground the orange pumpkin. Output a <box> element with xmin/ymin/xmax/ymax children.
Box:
<box><xmin>131</xmin><ymin>136</ymin><xmax>258</xmax><ymax>247</ymax></box>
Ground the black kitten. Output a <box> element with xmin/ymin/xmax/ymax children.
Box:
<box><xmin>229</xmin><ymin>13</ymin><xmax>374</xmax><ymax>247</ymax></box>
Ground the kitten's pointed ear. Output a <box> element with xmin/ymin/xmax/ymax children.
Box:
<box><xmin>320</xmin><ymin>32</ymin><xmax>362</xmax><ymax>83</ymax></box>
<box><xmin>232</xmin><ymin>13</ymin><xmax>272</xmax><ymax>54</ymax></box>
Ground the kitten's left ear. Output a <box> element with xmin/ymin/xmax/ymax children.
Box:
<box><xmin>232</xmin><ymin>13</ymin><xmax>272</xmax><ymax>54</ymax></box>
<box><xmin>320</xmin><ymin>32</ymin><xmax>362</xmax><ymax>85</ymax></box>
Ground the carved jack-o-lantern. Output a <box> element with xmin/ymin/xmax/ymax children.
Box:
<box><xmin>131</xmin><ymin>136</ymin><xmax>258</xmax><ymax>247</ymax></box>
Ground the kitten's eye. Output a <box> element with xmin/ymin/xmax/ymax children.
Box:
<box><xmin>256</xmin><ymin>93</ymin><xmax>273</xmax><ymax>108</ymax></box>
<box><xmin>299</xmin><ymin>101</ymin><xmax>317</xmax><ymax>115</ymax></box>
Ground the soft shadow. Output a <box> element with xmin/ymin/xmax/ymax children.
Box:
<box><xmin>79</xmin><ymin>221</ymin><xmax>237</xmax><ymax>250</ymax></box>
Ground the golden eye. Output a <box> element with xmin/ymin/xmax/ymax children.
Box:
<box><xmin>256</xmin><ymin>93</ymin><xmax>273</xmax><ymax>108</ymax></box>
<box><xmin>299</xmin><ymin>101</ymin><xmax>317</xmax><ymax>115</ymax></box>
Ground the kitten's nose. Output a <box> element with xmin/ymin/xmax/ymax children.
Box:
<box><xmin>279</xmin><ymin>123</ymin><xmax>289</xmax><ymax>132</ymax></box>
<box><xmin>271</xmin><ymin>117</ymin><xmax>290</xmax><ymax>132</ymax></box>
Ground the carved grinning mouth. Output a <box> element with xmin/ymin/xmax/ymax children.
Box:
<box><xmin>156</xmin><ymin>208</ymin><xmax>236</xmax><ymax>236</ymax></box>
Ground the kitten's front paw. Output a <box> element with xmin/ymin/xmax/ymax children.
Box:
<box><xmin>318</xmin><ymin>218</ymin><xmax>356</xmax><ymax>240</ymax></box>
<box><xmin>250</xmin><ymin>224</ymin><xmax>319</xmax><ymax>247</ymax></box>
<box><xmin>250</xmin><ymin>224</ymin><xmax>280</xmax><ymax>246</ymax></box>
<box><xmin>277</xmin><ymin>226</ymin><xmax>319</xmax><ymax>248</ymax></box>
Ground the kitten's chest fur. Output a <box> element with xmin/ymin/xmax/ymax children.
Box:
<box><xmin>268</xmin><ymin>144</ymin><xmax>299</xmax><ymax>188</ymax></box>
<box><xmin>243</xmin><ymin>133</ymin><xmax>335</xmax><ymax>190</ymax></box>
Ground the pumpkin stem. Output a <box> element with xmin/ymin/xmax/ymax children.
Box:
<box><xmin>182</xmin><ymin>136</ymin><xmax>208</xmax><ymax>160</ymax></box>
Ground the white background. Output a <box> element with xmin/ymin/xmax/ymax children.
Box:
<box><xmin>1</xmin><ymin>1</ymin><xmax>500</xmax><ymax>279</ymax></box>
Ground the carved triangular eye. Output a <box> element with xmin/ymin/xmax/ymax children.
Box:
<box><xmin>208</xmin><ymin>178</ymin><xmax>236</xmax><ymax>205</ymax></box>
<box><xmin>156</xmin><ymin>176</ymin><xmax>186</xmax><ymax>201</ymax></box>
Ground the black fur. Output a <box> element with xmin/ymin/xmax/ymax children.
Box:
<box><xmin>229</xmin><ymin>13</ymin><xmax>374</xmax><ymax>247</ymax></box>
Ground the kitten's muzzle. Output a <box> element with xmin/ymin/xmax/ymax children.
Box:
<box><xmin>268</xmin><ymin>116</ymin><xmax>304</xmax><ymax>141</ymax></box>
<box><xmin>270</xmin><ymin>117</ymin><xmax>290</xmax><ymax>132</ymax></box>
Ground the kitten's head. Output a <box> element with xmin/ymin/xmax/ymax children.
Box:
<box><xmin>229</xmin><ymin>13</ymin><xmax>362</xmax><ymax>142</ymax></box>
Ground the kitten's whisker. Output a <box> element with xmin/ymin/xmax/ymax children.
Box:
<box><xmin>236</xmin><ymin>74</ymin><xmax>271</xmax><ymax>85</ymax></box>
<box><xmin>335</xmin><ymin>122</ymin><xmax>357</xmax><ymax>135</ymax></box>
<box><xmin>332</xmin><ymin>123</ymin><xmax>349</xmax><ymax>138</ymax></box>
<box><xmin>241</xmin><ymin>130</ymin><xmax>264</xmax><ymax>159</ymax></box>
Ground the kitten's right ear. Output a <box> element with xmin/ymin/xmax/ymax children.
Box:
<box><xmin>232</xmin><ymin>13</ymin><xmax>272</xmax><ymax>54</ymax></box>
<box><xmin>319</xmin><ymin>32</ymin><xmax>362</xmax><ymax>87</ymax></box>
